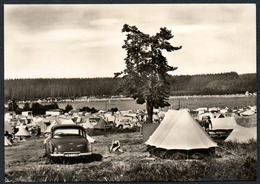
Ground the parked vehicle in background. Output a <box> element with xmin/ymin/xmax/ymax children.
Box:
<box><xmin>44</xmin><ymin>124</ymin><xmax>92</xmax><ymax>163</ymax></box>
<box><xmin>114</xmin><ymin>116</ymin><xmax>136</xmax><ymax>129</ymax></box>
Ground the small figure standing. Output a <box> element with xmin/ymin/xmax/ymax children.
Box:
<box><xmin>109</xmin><ymin>140</ymin><xmax>123</xmax><ymax>153</ymax></box>
<box><xmin>203</xmin><ymin>116</ymin><xmax>213</xmax><ymax>134</ymax></box>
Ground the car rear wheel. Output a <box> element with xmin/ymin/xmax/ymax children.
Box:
<box><xmin>62</xmin><ymin>158</ymin><xmax>70</xmax><ymax>165</ymax></box>
<box><xmin>46</xmin><ymin>155</ymin><xmax>55</xmax><ymax>164</ymax></box>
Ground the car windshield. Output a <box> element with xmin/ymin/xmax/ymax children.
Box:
<box><xmin>53</xmin><ymin>128</ymin><xmax>85</xmax><ymax>138</ymax></box>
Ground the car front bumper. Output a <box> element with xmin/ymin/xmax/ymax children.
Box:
<box><xmin>50</xmin><ymin>152</ymin><xmax>92</xmax><ymax>157</ymax></box>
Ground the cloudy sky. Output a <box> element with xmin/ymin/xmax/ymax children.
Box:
<box><xmin>4</xmin><ymin>4</ymin><xmax>256</xmax><ymax>79</ymax></box>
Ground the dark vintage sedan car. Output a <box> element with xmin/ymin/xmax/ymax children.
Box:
<box><xmin>44</xmin><ymin>124</ymin><xmax>92</xmax><ymax>161</ymax></box>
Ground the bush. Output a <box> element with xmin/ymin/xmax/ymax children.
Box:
<box><xmin>64</xmin><ymin>104</ymin><xmax>73</xmax><ymax>113</ymax></box>
<box><xmin>31</xmin><ymin>103</ymin><xmax>59</xmax><ymax>115</ymax></box>
<box><xmin>80</xmin><ymin>106</ymin><xmax>98</xmax><ymax>113</ymax></box>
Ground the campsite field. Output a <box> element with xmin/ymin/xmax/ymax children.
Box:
<box><xmin>5</xmin><ymin>120</ymin><xmax>257</xmax><ymax>182</ymax></box>
<box><xmin>6</xmin><ymin>96</ymin><xmax>257</xmax><ymax>182</ymax></box>
<box><xmin>33</xmin><ymin>95</ymin><xmax>256</xmax><ymax>111</ymax></box>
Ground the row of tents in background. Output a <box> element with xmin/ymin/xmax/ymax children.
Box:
<box><xmin>4</xmin><ymin>104</ymin><xmax>257</xmax><ymax>148</ymax></box>
<box><xmin>5</xmin><ymin>112</ymin><xmax>142</xmax><ymax>134</ymax></box>
<box><xmin>4</xmin><ymin>104</ymin><xmax>257</xmax><ymax>127</ymax></box>
<box><xmin>4</xmin><ymin>109</ymin><xmax>146</xmax><ymax>147</ymax></box>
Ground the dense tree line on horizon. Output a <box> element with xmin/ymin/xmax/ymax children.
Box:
<box><xmin>4</xmin><ymin>72</ymin><xmax>256</xmax><ymax>101</ymax></box>
<box><xmin>170</xmin><ymin>72</ymin><xmax>257</xmax><ymax>95</ymax></box>
<box><xmin>7</xmin><ymin>100</ymin><xmax>101</xmax><ymax>115</ymax></box>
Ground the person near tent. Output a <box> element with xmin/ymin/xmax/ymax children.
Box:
<box><xmin>202</xmin><ymin>116</ymin><xmax>212</xmax><ymax>134</ymax></box>
<box><xmin>43</xmin><ymin>134</ymin><xmax>51</xmax><ymax>145</ymax></box>
<box><xmin>109</xmin><ymin>140</ymin><xmax>123</xmax><ymax>153</ymax></box>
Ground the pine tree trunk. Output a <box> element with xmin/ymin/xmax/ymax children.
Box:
<box><xmin>146</xmin><ymin>100</ymin><xmax>153</xmax><ymax>124</ymax></box>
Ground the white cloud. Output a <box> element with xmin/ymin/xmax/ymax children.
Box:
<box><xmin>89</xmin><ymin>18</ymin><xmax>120</xmax><ymax>26</ymax></box>
<box><xmin>4</xmin><ymin>4</ymin><xmax>256</xmax><ymax>79</ymax></box>
<box><xmin>169</xmin><ymin>25</ymin><xmax>218</xmax><ymax>34</ymax></box>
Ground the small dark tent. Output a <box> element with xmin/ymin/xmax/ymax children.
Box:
<box><xmin>86</xmin><ymin>117</ymin><xmax>109</xmax><ymax>130</ymax></box>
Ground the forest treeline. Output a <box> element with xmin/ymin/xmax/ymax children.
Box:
<box><xmin>4</xmin><ymin>72</ymin><xmax>256</xmax><ymax>101</ymax></box>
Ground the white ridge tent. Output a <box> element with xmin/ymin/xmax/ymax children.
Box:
<box><xmin>76</xmin><ymin>117</ymin><xmax>82</xmax><ymax>123</ymax></box>
<box><xmin>241</xmin><ymin>110</ymin><xmax>255</xmax><ymax>116</ymax></box>
<box><xmin>225</xmin><ymin>125</ymin><xmax>257</xmax><ymax>143</ymax></box>
<box><xmin>5</xmin><ymin>136</ymin><xmax>12</xmax><ymax>147</ymax></box>
<box><xmin>146</xmin><ymin>109</ymin><xmax>218</xmax><ymax>150</ymax></box>
<box><xmin>104</xmin><ymin>113</ymin><xmax>115</xmax><ymax>122</ymax></box>
<box><xmin>81</xmin><ymin>120</ymin><xmax>94</xmax><ymax>129</ymax></box>
<box><xmin>210</xmin><ymin>117</ymin><xmax>237</xmax><ymax>131</ymax></box>
<box><xmin>15</xmin><ymin>126</ymin><xmax>31</xmax><ymax>137</ymax></box>
<box><xmin>59</xmin><ymin>119</ymin><xmax>75</xmax><ymax>124</ymax></box>
<box><xmin>43</xmin><ymin>120</ymin><xmax>60</xmax><ymax>133</ymax></box>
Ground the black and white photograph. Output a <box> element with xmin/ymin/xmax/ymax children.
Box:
<box><xmin>3</xmin><ymin>2</ymin><xmax>257</xmax><ymax>182</ymax></box>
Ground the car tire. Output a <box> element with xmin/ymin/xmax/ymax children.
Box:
<box><xmin>118</xmin><ymin>125</ymin><xmax>123</xmax><ymax>129</ymax></box>
<box><xmin>63</xmin><ymin>159</ymin><xmax>69</xmax><ymax>165</ymax></box>
<box><xmin>46</xmin><ymin>155</ymin><xmax>55</xmax><ymax>164</ymax></box>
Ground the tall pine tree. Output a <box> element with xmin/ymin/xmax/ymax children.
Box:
<box><xmin>116</xmin><ymin>24</ymin><xmax>181</xmax><ymax>123</ymax></box>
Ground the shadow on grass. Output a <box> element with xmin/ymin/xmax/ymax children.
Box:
<box><xmin>147</xmin><ymin>146</ymin><xmax>219</xmax><ymax>160</ymax></box>
<box><xmin>47</xmin><ymin>153</ymin><xmax>103</xmax><ymax>165</ymax></box>
<box><xmin>86</xmin><ymin>127</ymin><xmax>141</xmax><ymax>136</ymax></box>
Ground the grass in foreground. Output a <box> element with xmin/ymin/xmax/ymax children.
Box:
<box><xmin>5</xmin><ymin>136</ymin><xmax>257</xmax><ymax>182</ymax></box>
<box><xmin>6</xmin><ymin>154</ymin><xmax>256</xmax><ymax>182</ymax></box>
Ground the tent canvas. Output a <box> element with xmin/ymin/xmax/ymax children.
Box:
<box><xmin>5</xmin><ymin>136</ymin><xmax>12</xmax><ymax>146</ymax></box>
<box><xmin>143</xmin><ymin>123</ymin><xmax>160</xmax><ymax>142</ymax></box>
<box><xmin>35</xmin><ymin>118</ymin><xmax>48</xmax><ymax>133</ymax></box>
<box><xmin>76</xmin><ymin>117</ymin><xmax>82</xmax><ymax>123</ymax></box>
<box><xmin>241</xmin><ymin>110</ymin><xmax>255</xmax><ymax>116</ymax></box>
<box><xmin>81</xmin><ymin>120</ymin><xmax>94</xmax><ymax>129</ymax></box>
<box><xmin>225</xmin><ymin>125</ymin><xmax>256</xmax><ymax>143</ymax></box>
<box><xmin>145</xmin><ymin>109</ymin><xmax>217</xmax><ymax>150</ymax></box>
<box><xmin>235</xmin><ymin>114</ymin><xmax>257</xmax><ymax>127</ymax></box>
<box><xmin>59</xmin><ymin>119</ymin><xmax>75</xmax><ymax>124</ymax></box>
<box><xmin>43</xmin><ymin>119</ymin><xmax>60</xmax><ymax>133</ymax></box>
<box><xmin>210</xmin><ymin>117</ymin><xmax>236</xmax><ymax>131</ymax></box>
<box><xmin>15</xmin><ymin>126</ymin><xmax>31</xmax><ymax>137</ymax></box>
<box><xmin>104</xmin><ymin>113</ymin><xmax>115</xmax><ymax>122</ymax></box>
<box><xmin>86</xmin><ymin>117</ymin><xmax>108</xmax><ymax>129</ymax></box>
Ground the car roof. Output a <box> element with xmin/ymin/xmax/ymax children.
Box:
<box><xmin>51</xmin><ymin>124</ymin><xmax>85</xmax><ymax>131</ymax></box>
